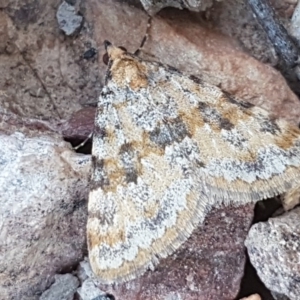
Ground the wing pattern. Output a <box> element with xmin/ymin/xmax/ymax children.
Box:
<box><xmin>88</xmin><ymin>44</ymin><xmax>300</xmax><ymax>283</ymax></box>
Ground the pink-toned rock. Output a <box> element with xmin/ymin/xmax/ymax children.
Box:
<box><xmin>0</xmin><ymin>111</ymin><xmax>61</xmax><ymax>136</ymax></box>
<box><xmin>60</xmin><ymin>107</ymin><xmax>96</xmax><ymax>141</ymax></box>
<box><xmin>0</xmin><ymin>2</ymin><xmax>99</xmax><ymax>120</ymax></box>
<box><xmin>0</xmin><ymin>108</ymin><xmax>96</xmax><ymax>143</ymax></box>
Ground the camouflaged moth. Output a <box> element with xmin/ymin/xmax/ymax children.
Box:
<box><xmin>87</xmin><ymin>41</ymin><xmax>300</xmax><ymax>284</ymax></box>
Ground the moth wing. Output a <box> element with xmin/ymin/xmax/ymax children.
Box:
<box><xmin>88</xmin><ymin>48</ymin><xmax>300</xmax><ymax>283</ymax></box>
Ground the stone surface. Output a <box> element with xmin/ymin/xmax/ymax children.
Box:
<box><xmin>271</xmin><ymin>291</ymin><xmax>290</xmax><ymax>300</ymax></box>
<box><xmin>139</xmin><ymin>0</ymin><xmax>217</xmax><ymax>15</ymax></box>
<box><xmin>40</xmin><ymin>274</ymin><xmax>79</xmax><ymax>300</ymax></box>
<box><xmin>56</xmin><ymin>1</ymin><xmax>83</xmax><ymax>36</ymax></box>
<box><xmin>290</xmin><ymin>0</ymin><xmax>300</xmax><ymax>43</ymax></box>
<box><xmin>245</xmin><ymin>207</ymin><xmax>300</xmax><ymax>300</ymax></box>
<box><xmin>61</xmin><ymin>106</ymin><xmax>96</xmax><ymax>141</ymax></box>
<box><xmin>0</xmin><ymin>0</ymin><xmax>99</xmax><ymax>120</ymax></box>
<box><xmin>77</xmin><ymin>278</ymin><xmax>107</xmax><ymax>300</ymax></box>
<box><xmin>84</xmin><ymin>204</ymin><xmax>254</xmax><ymax>300</ymax></box>
<box><xmin>77</xmin><ymin>259</ymin><xmax>113</xmax><ymax>300</ymax></box>
<box><xmin>0</xmin><ymin>130</ymin><xmax>90</xmax><ymax>300</ymax></box>
<box><xmin>208</xmin><ymin>0</ymin><xmax>278</xmax><ymax>65</ymax></box>
<box><xmin>271</xmin><ymin>0</ymin><xmax>298</xmax><ymax>19</ymax></box>
<box><xmin>0</xmin><ymin>108</ymin><xmax>95</xmax><ymax>143</ymax></box>
<box><xmin>239</xmin><ymin>294</ymin><xmax>261</xmax><ymax>300</ymax></box>
<box><xmin>281</xmin><ymin>183</ymin><xmax>300</xmax><ymax>211</ymax></box>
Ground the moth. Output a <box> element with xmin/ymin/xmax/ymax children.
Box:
<box><xmin>87</xmin><ymin>40</ymin><xmax>300</xmax><ymax>284</ymax></box>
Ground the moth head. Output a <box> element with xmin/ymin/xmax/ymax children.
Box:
<box><xmin>103</xmin><ymin>40</ymin><xmax>127</xmax><ymax>65</ymax></box>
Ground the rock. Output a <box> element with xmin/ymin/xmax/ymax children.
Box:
<box><xmin>77</xmin><ymin>278</ymin><xmax>107</xmax><ymax>300</ymax></box>
<box><xmin>83</xmin><ymin>48</ymin><xmax>97</xmax><ymax>60</ymax></box>
<box><xmin>281</xmin><ymin>183</ymin><xmax>300</xmax><ymax>211</ymax></box>
<box><xmin>0</xmin><ymin>130</ymin><xmax>90</xmax><ymax>300</ymax></box>
<box><xmin>271</xmin><ymin>0</ymin><xmax>298</xmax><ymax>19</ymax></box>
<box><xmin>77</xmin><ymin>259</ymin><xmax>111</xmax><ymax>300</ymax></box>
<box><xmin>56</xmin><ymin>1</ymin><xmax>83</xmax><ymax>36</ymax></box>
<box><xmin>0</xmin><ymin>109</ymin><xmax>95</xmax><ymax>144</ymax></box>
<box><xmin>1</xmin><ymin>0</ymin><xmax>300</xmax><ymax>124</ymax></box>
<box><xmin>290</xmin><ymin>0</ymin><xmax>300</xmax><ymax>43</ymax></box>
<box><xmin>139</xmin><ymin>0</ymin><xmax>298</xmax><ymax>17</ymax></box>
<box><xmin>83</xmin><ymin>204</ymin><xmax>254</xmax><ymax>300</ymax></box>
<box><xmin>61</xmin><ymin>107</ymin><xmax>96</xmax><ymax>142</ymax></box>
<box><xmin>208</xmin><ymin>0</ymin><xmax>278</xmax><ymax>65</ymax></box>
<box><xmin>271</xmin><ymin>291</ymin><xmax>291</xmax><ymax>300</ymax></box>
<box><xmin>239</xmin><ymin>294</ymin><xmax>261</xmax><ymax>300</ymax></box>
<box><xmin>77</xmin><ymin>258</ymin><xmax>95</xmax><ymax>282</ymax></box>
<box><xmin>245</xmin><ymin>207</ymin><xmax>300</xmax><ymax>300</ymax></box>
<box><xmin>139</xmin><ymin>0</ymin><xmax>218</xmax><ymax>15</ymax></box>
<box><xmin>0</xmin><ymin>10</ymin><xmax>11</xmax><ymax>54</ymax></box>
<box><xmin>1</xmin><ymin>1</ymin><xmax>99</xmax><ymax>120</ymax></box>
<box><xmin>40</xmin><ymin>274</ymin><xmax>79</xmax><ymax>300</ymax></box>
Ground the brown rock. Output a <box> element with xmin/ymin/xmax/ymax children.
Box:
<box><xmin>96</xmin><ymin>204</ymin><xmax>254</xmax><ymax>300</ymax></box>
<box><xmin>61</xmin><ymin>107</ymin><xmax>96</xmax><ymax>141</ymax></box>
<box><xmin>0</xmin><ymin>111</ymin><xmax>61</xmax><ymax>136</ymax></box>
<box><xmin>0</xmin><ymin>108</ymin><xmax>95</xmax><ymax>143</ymax></box>
<box><xmin>0</xmin><ymin>1</ymin><xmax>99</xmax><ymax>119</ymax></box>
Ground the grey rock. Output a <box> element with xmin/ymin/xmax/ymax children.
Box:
<box><xmin>271</xmin><ymin>291</ymin><xmax>291</xmax><ymax>300</ymax></box>
<box><xmin>40</xmin><ymin>274</ymin><xmax>79</xmax><ymax>300</ymax></box>
<box><xmin>0</xmin><ymin>131</ymin><xmax>90</xmax><ymax>300</ymax></box>
<box><xmin>77</xmin><ymin>258</ymin><xmax>108</xmax><ymax>300</ymax></box>
<box><xmin>139</xmin><ymin>0</ymin><xmax>219</xmax><ymax>15</ymax></box>
<box><xmin>245</xmin><ymin>207</ymin><xmax>300</xmax><ymax>300</ymax></box>
<box><xmin>56</xmin><ymin>1</ymin><xmax>83</xmax><ymax>35</ymax></box>
<box><xmin>77</xmin><ymin>279</ymin><xmax>108</xmax><ymax>300</ymax></box>
<box><xmin>290</xmin><ymin>1</ymin><xmax>300</xmax><ymax>44</ymax></box>
<box><xmin>77</xmin><ymin>257</ymin><xmax>96</xmax><ymax>282</ymax></box>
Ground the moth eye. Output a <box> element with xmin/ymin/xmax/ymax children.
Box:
<box><xmin>103</xmin><ymin>52</ymin><xmax>109</xmax><ymax>65</ymax></box>
<box><xmin>118</xmin><ymin>46</ymin><xmax>127</xmax><ymax>52</ymax></box>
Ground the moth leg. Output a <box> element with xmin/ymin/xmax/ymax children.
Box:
<box><xmin>134</xmin><ymin>16</ymin><xmax>152</xmax><ymax>56</ymax></box>
<box><xmin>73</xmin><ymin>132</ymin><xmax>93</xmax><ymax>151</ymax></box>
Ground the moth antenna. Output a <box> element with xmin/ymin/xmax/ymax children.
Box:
<box><xmin>134</xmin><ymin>16</ymin><xmax>152</xmax><ymax>56</ymax></box>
